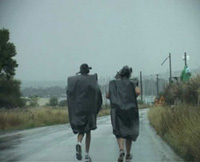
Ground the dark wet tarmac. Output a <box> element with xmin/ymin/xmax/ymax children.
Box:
<box><xmin>0</xmin><ymin>109</ymin><xmax>183</xmax><ymax>162</ymax></box>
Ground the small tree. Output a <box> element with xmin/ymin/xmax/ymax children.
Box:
<box><xmin>49</xmin><ymin>97</ymin><xmax>58</xmax><ymax>107</ymax></box>
<box><xmin>28</xmin><ymin>95</ymin><xmax>39</xmax><ymax>107</ymax></box>
<box><xmin>0</xmin><ymin>28</ymin><xmax>23</xmax><ymax>108</ymax></box>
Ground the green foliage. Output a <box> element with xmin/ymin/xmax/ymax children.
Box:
<box><xmin>28</xmin><ymin>95</ymin><xmax>39</xmax><ymax>107</ymax></box>
<box><xmin>49</xmin><ymin>97</ymin><xmax>58</xmax><ymax>107</ymax></box>
<box><xmin>58</xmin><ymin>99</ymin><xmax>67</xmax><ymax>107</ymax></box>
<box><xmin>0</xmin><ymin>28</ymin><xmax>24</xmax><ymax>108</ymax></box>
<box><xmin>0</xmin><ymin>28</ymin><xmax>18</xmax><ymax>80</ymax></box>
<box><xmin>0</xmin><ymin>79</ymin><xmax>25</xmax><ymax>108</ymax></box>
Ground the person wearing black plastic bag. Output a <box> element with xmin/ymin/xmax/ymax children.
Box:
<box><xmin>107</xmin><ymin>66</ymin><xmax>140</xmax><ymax>162</ymax></box>
<box><xmin>67</xmin><ymin>64</ymin><xmax>102</xmax><ymax>162</ymax></box>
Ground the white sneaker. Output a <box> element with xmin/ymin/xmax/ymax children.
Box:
<box><xmin>85</xmin><ymin>154</ymin><xmax>92</xmax><ymax>162</ymax></box>
<box><xmin>126</xmin><ymin>154</ymin><xmax>132</xmax><ymax>162</ymax></box>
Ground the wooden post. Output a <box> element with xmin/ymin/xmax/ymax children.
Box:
<box><xmin>140</xmin><ymin>71</ymin><xmax>143</xmax><ymax>102</ymax></box>
<box><xmin>156</xmin><ymin>74</ymin><xmax>159</xmax><ymax>96</ymax></box>
<box><xmin>169</xmin><ymin>53</ymin><xmax>172</xmax><ymax>83</ymax></box>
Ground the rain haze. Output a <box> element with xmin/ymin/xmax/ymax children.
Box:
<box><xmin>0</xmin><ymin>0</ymin><xmax>200</xmax><ymax>83</ymax></box>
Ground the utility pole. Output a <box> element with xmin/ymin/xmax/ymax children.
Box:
<box><xmin>156</xmin><ymin>74</ymin><xmax>159</xmax><ymax>96</ymax></box>
<box><xmin>140</xmin><ymin>71</ymin><xmax>143</xmax><ymax>102</ymax></box>
<box><xmin>184</xmin><ymin>52</ymin><xmax>187</xmax><ymax>66</ymax></box>
<box><xmin>169</xmin><ymin>53</ymin><xmax>172</xmax><ymax>83</ymax></box>
<box><xmin>161</xmin><ymin>53</ymin><xmax>172</xmax><ymax>84</ymax></box>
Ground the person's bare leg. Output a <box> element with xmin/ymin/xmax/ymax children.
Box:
<box><xmin>76</xmin><ymin>133</ymin><xmax>84</xmax><ymax>160</ymax></box>
<box><xmin>117</xmin><ymin>138</ymin><xmax>124</xmax><ymax>151</ymax></box>
<box><xmin>85</xmin><ymin>131</ymin><xmax>91</xmax><ymax>153</ymax></box>
<box><xmin>117</xmin><ymin>138</ymin><xmax>125</xmax><ymax>162</ymax></box>
<box><xmin>77</xmin><ymin>133</ymin><xmax>84</xmax><ymax>143</ymax></box>
<box><xmin>126</xmin><ymin>139</ymin><xmax>132</xmax><ymax>155</ymax></box>
<box><xmin>85</xmin><ymin>131</ymin><xmax>92</xmax><ymax>162</ymax></box>
<box><xmin>126</xmin><ymin>139</ymin><xmax>133</xmax><ymax>160</ymax></box>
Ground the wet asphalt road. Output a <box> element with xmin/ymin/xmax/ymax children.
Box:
<box><xmin>0</xmin><ymin>108</ymin><xmax>184</xmax><ymax>162</ymax></box>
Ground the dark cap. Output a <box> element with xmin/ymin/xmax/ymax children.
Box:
<box><xmin>78</xmin><ymin>63</ymin><xmax>92</xmax><ymax>74</ymax></box>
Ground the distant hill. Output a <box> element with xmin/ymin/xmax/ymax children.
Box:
<box><xmin>21</xmin><ymin>80</ymin><xmax>67</xmax><ymax>89</ymax></box>
<box><xmin>21</xmin><ymin>86</ymin><xmax>66</xmax><ymax>98</ymax></box>
<box><xmin>20</xmin><ymin>68</ymin><xmax>200</xmax><ymax>98</ymax></box>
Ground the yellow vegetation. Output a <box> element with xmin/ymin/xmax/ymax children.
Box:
<box><xmin>0</xmin><ymin>106</ymin><xmax>110</xmax><ymax>131</ymax></box>
<box><xmin>0</xmin><ymin>107</ymin><xmax>69</xmax><ymax>130</ymax></box>
<box><xmin>148</xmin><ymin>106</ymin><xmax>200</xmax><ymax>161</ymax></box>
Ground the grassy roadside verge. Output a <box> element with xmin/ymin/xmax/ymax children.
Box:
<box><xmin>0</xmin><ymin>106</ymin><xmax>110</xmax><ymax>131</ymax></box>
<box><xmin>0</xmin><ymin>107</ymin><xmax>69</xmax><ymax>130</ymax></box>
<box><xmin>148</xmin><ymin>105</ymin><xmax>200</xmax><ymax>161</ymax></box>
<box><xmin>0</xmin><ymin>103</ymin><xmax>147</xmax><ymax>131</ymax></box>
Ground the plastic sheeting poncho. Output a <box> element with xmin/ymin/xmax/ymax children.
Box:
<box><xmin>108</xmin><ymin>78</ymin><xmax>139</xmax><ymax>141</ymax></box>
<box><xmin>67</xmin><ymin>74</ymin><xmax>102</xmax><ymax>134</ymax></box>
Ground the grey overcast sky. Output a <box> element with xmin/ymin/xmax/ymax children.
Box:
<box><xmin>0</xmin><ymin>0</ymin><xmax>200</xmax><ymax>81</ymax></box>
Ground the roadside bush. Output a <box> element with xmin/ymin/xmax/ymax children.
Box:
<box><xmin>27</xmin><ymin>95</ymin><xmax>39</xmax><ymax>107</ymax></box>
<box><xmin>163</xmin><ymin>75</ymin><xmax>200</xmax><ymax>105</ymax></box>
<box><xmin>0</xmin><ymin>79</ymin><xmax>25</xmax><ymax>108</ymax></box>
<box><xmin>49</xmin><ymin>97</ymin><xmax>58</xmax><ymax>107</ymax></box>
<box><xmin>58</xmin><ymin>99</ymin><xmax>67</xmax><ymax>107</ymax></box>
<box><xmin>182</xmin><ymin>76</ymin><xmax>200</xmax><ymax>104</ymax></box>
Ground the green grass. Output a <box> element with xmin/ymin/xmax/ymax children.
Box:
<box><xmin>148</xmin><ymin>105</ymin><xmax>200</xmax><ymax>161</ymax></box>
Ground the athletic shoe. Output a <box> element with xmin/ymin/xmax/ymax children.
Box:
<box><xmin>76</xmin><ymin>144</ymin><xmax>82</xmax><ymax>160</ymax></box>
<box><xmin>118</xmin><ymin>149</ymin><xmax>125</xmax><ymax>162</ymax></box>
<box><xmin>125</xmin><ymin>154</ymin><xmax>132</xmax><ymax>162</ymax></box>
<box><xmin>85</xmin><ymin>154</ymin><xmax>92</xmax><ymax>162</ymax></box>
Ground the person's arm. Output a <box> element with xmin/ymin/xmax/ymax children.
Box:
<box><xmin>135</xmin><ymin>87</ymin><xmax>140</xmax><ymax>97</ymax></box>
<box><xmin>96</xmin><ymin>88</ymin><xmax>103</xmax><ymax>114</ymax></box>
<box><xmin>106</xmin><ymin>92</ymin><xmax>110</xmax><ymax>99</ymax></box>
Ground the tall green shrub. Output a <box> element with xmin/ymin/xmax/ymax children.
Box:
<box><xmin>49</xmin><ymin>97</ymin><xmax>58</xmax><ymax>107</ymax></box>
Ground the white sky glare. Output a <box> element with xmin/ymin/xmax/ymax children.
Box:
<box><xmin>0</xmin><ymin>0</ymin><xmax>200</xmax><ymax>81</ymax></box>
